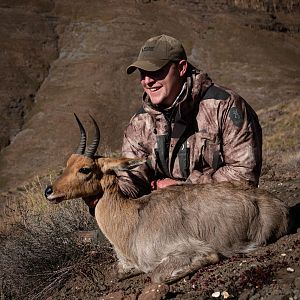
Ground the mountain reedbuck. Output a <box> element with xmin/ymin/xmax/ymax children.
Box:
<box><xmin>45</xmin><ymin>115</ymin><xmax>289</xmax><ymax>283</ymax></box>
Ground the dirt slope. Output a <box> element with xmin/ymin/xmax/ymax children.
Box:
<box><xmin>0</xmin><ymin>0</ymin><xmax>299</xmax><ymax>192</ymax></box>
<box><xmin>0</xmin><ymin>0</ymin><xmax>58</xmax><ymax>151</ymax></box>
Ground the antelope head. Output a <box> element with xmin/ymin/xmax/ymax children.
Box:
<box><xmin>44</xmin><ymin>114</ymin><xmax>103</xmax><ymax>203</ymax></box>
<box><xmin>44</xmin><ymin>114</ymin><xmax>144</xmax><ymax>204</ymax></box>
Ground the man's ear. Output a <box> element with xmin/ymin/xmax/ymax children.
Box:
<box><xmin>178</xmin><ymin>60</ymin><xmax>188</xmax><ymax>77</ymax></box>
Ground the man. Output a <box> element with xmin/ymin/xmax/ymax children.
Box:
<box><xmin>119</xmin><ymin>34</ymin><xmax>262</xmax><ymax>198</ymax></box>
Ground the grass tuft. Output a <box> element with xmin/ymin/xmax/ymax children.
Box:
<box><xmin>0</xmin><ymin>176</ymin><xmax>114</xmax><ymax>300</ymax></box>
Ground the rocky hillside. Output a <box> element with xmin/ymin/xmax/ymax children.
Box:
<box><xmin>0</xmin><ymin>0</ymin><xmax>58</xmax><ymax>150</ymax></box>
<box><xmin>0</xmin><ymin>1</ymin><xmax>299</xmax><ymax>189</ymax></box>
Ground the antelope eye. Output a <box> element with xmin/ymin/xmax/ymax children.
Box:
<box><xmin>79</xmin><ymin>167</ymin><xmax>92</xmax><ymax>174</ymax></box>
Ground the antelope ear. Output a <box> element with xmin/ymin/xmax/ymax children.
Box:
<box><xmin>114</xmin><ymin>158</ymin><xmax>146</xmax><ymax>172</ymax></box>
<box><xmin>99</xmin><ymin>158</ymin><xmax>146</xmax><ymax>174</ymax></box>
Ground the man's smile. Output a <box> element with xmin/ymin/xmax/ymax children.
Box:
<box><xmin>147</xmin><ymin>86</ymin><xmax>161</xmax><ymax>92</ymax></box>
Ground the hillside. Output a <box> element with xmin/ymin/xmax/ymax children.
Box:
<box><xmin>0</xmin><ymin>0</ymin><xmax>299</xmax><ymax>192</ymax></box>
<box><xmin>0</xmin><ymin>1</ymin><xmax>299</xmax><ymax>299</ymax></box>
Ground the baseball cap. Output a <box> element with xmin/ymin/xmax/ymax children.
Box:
<box><xmin>126</xmin><ymin>34</ymin><xmax>187</xmax><ymax>74</ymax></box>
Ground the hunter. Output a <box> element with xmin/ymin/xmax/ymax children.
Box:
<box><xmin>119</xmin><ymin>34</ymin><xmax>262</xmax><ymax>198</ymax></box>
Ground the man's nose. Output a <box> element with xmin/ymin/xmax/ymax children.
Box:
<box><xmin>143</xmin><ymin>75</ymin><xmax>155</xmax><ymax>85</ymax></box>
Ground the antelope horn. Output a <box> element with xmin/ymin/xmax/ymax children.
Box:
<box><xmin>74</xmin><ymin>113</ymin><xmax>87</xmax><ymax>155</ymax></box>
<box><xmin>84</xmin><ymin>114</ymin><xmax>100</xmax><ymax>158</ymax></box>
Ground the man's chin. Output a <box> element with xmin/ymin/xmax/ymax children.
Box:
<box><xmin>149</xmin><ymin>97</ymin><xmax>170</xmax><ymax>108</ymax></box>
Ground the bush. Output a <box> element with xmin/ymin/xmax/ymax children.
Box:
<box><xmin>0</xmin><ymin>177</ymin><xmax>114</xmax><ymax>300</ymax></box>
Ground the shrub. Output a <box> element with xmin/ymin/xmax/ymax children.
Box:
<box><xmin>0</xmin><ymin>177</ymin><xmax>114</xmax><ymax>300</ymax></box>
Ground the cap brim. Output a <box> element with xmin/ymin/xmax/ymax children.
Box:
<box><xmin>126</xmin><ymin>60</ymin><xmax>169</xmax><ymax>74</ymax></box>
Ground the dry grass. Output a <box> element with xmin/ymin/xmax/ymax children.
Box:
<box><xmin>226</xmin><ymin>0</ymin><xmax>300</xmax><ymax>12</ymax></box>
<box><xmin>258</xmin><ymin>100</ymin><xmax>300</xmax><ymax>183</ymax></box>
<box><xmin>259</xmin><ymin>101</ymin><xmax>300</xmax><ymax>154</ymax></box>
<box><xmin>0</xmin><ymin>176</ymin><xmax>114</xmax><ymax>300</ymax></box>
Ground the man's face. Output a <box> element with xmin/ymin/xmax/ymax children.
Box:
<box><xmin>139</xmin><ymin>60</ymin><xmax>187</xmax><ymax>108</ymax></box>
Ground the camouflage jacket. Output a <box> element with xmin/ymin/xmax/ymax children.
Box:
<box><xmin>120</xmin><ymin>69</ymin><xmax>262</xmax><ymax>198</ymax></box>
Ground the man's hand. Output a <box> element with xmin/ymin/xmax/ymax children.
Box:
<box><xmin>151</xmin><ymin>178</ymin><xmax>180</xmax><ymax>190</ymax></box>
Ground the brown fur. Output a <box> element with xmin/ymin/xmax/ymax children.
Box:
<box><xmin>46</xmin><ymin>155</ymin><xmax>289</xmax><ymax>283</ymax></box>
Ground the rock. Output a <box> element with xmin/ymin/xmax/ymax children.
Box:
<box><xmin>212</xmin><ymin>291</ymin><xmax>221</xmax><ymax>298</ymax></box>
<box><xmin>99</xmin><ymin>291</ymin><xmax>137</xmax><ymax>300</ymax></box>
<box><xmin>138</xmin><ymin>283</ymin><xmax>169</xmax><ymax>300</ymax></box>
<box><xmin>99</xmin><ymin>291</ymin><xmax>125</xmax><ymax>300</ymax></box>
<box><xmin>222</xmin><ymin>291</ymin><xmax>230</xmax><ymax>299</ymax></box>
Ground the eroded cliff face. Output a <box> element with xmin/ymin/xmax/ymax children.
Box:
<box><xmin>0</xmin><ymin>0</ymin><xmax>58</xmax><ymax>150</ymax></box>
<box><xmin>0</xmin><ymin>0</ymin><xmax>299</xmax><ymax>191</ymax></box>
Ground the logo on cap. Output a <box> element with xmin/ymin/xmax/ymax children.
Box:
<box><xmin>142</xmin><ymin>46</ymin><xmax>155</xmax><ymax>52</ymax></box>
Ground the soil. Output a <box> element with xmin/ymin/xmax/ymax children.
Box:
<box><xmin>0</xmin><ymin>1</ymin><xmax>299</xmax><ymax>299</ymax></box>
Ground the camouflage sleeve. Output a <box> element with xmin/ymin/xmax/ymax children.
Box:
<box><xmin>118</xmin><ymin>121</ymin><xmax>153</xmax><ymax>198</ymax></box>
<box><xmin>188</xmin><ymin>94</ymin><xmax>262</xmax><ymax>186</ymax></box>
<box><xmin>214</xmin><ymin>94</ymin><xmax>262</xmax><ymax>185</ymax></box>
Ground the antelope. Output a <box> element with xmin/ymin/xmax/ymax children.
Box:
<box><xmin>45</xmin><ymin>114</ymin><xmax>289</xmax><ymax>284</ymax></box>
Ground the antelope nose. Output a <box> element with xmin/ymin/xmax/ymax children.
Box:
<box><xmin>45</xmin><ymin>185</ymin><xmax>53</xmax><ymax>198</ymax></box>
